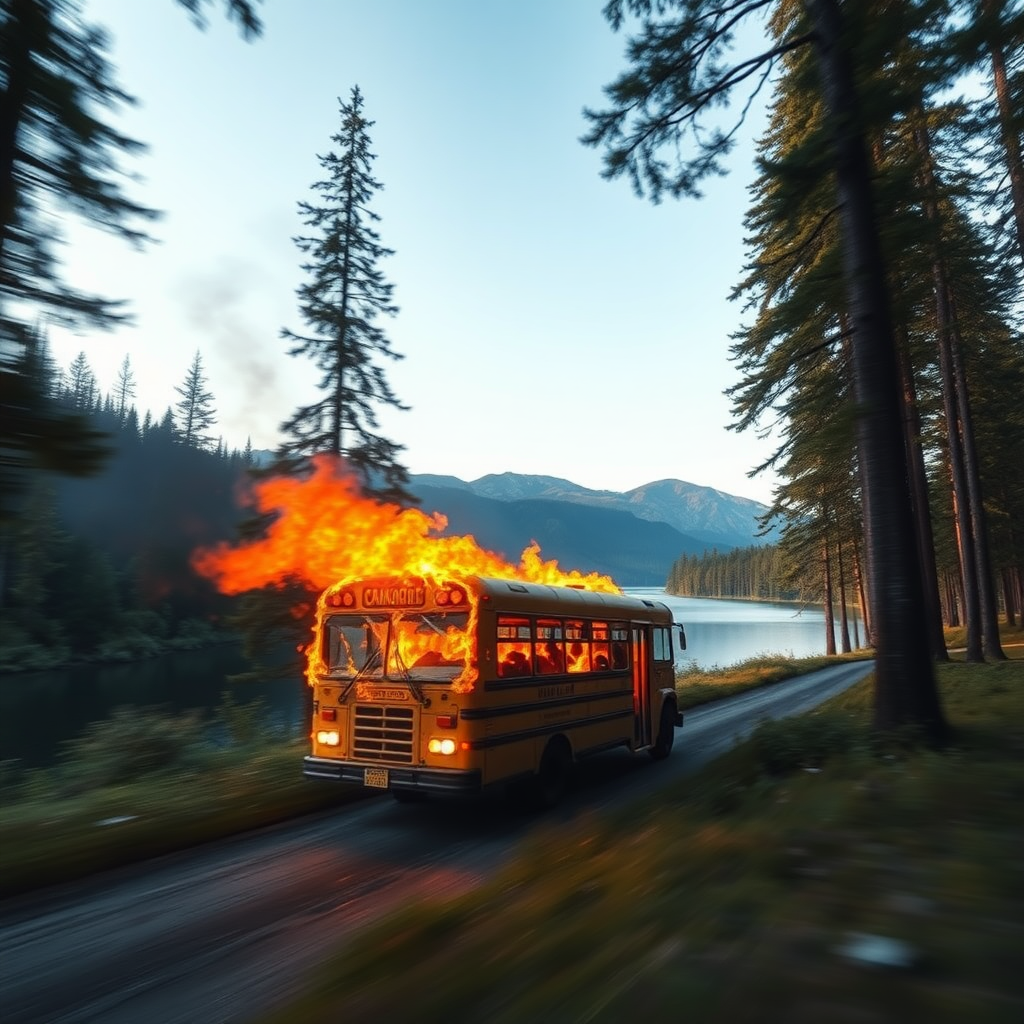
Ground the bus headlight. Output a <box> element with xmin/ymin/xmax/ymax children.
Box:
<box><xmin>316</xmin><ymin>730</ymin><xmax>340</xmax><ymax>746</ymax></box>
<box><xmin>428</xmin><ymin>737</ymin><xmax>457</xmax><ymax>756</ymax></box>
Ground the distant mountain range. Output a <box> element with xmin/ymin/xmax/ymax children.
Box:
<box><xmin>405</xmin><ymin>473</ymin><xmax>778</xmax><ymax>586</ymax></box>
<box><xmin>253</xmin><ymin>456</ymin><xmax>778</xmax><ymax>587</ymax></box>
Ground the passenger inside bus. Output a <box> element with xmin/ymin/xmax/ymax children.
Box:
<box><xmin>535</xmin><ymin>641</ymin><xmax>565</xmax><ymax>675</ymax></box>
<box><xmin>567</xmin><ymin>641</ymin><xmax>589</xmax><ymax>673</ymax></box>
<box><xmin>611</xmin><ymin>642</ymin><xmax>628</xmax><ymax>669</ymax></box>
<box><xmin>499</xmin><ymin>650</ymin><xmax>531</xmax><ymax>677</ymax></box>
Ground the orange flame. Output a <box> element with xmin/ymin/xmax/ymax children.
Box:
<box><xmin>193</xmin><ymin>455</ymin><xmax>621</xmax><ymax>597</ymax></box>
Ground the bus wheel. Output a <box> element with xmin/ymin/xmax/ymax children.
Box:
<box><xmin>650</xmin><ymin>702</ymin><xmax>677</xmax><ymax>760</ymax></box>
<box><xmin>535</xmin><ymin>737</ymin><xmax>572</xmax><ymax>808</ymax></box>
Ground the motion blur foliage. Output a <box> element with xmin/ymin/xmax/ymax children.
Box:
<box><xmin>5</xmin><ymin>691</ymin><xmax>278</xmax><ymax>800</ymax></box>
<box><xmin>56</xmin><ymin>706</ymin><xmax>208</xmax><ymax>792</ymax></box>
<box><xmin>54</xmin><ymin>404</ymin><xmax>250</xmax><ymax>620</ymax></box>
<box><xmin>1</xmin><ymin>394</ymin><xmax>256</xmax><ymax>669</ymax></box>
<box><xmin>748</xmin><ymin>711</ymin><xmax>865</xmax><ymax>775</ymax></box>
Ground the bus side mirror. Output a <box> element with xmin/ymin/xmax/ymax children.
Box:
<box><xmin>677</xmin><ymin>624</ymin><xmax>687</xmax><ymax>651</ymax></box>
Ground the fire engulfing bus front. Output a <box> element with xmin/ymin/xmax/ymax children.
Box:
<box><xmin>302</xmin><ymin>573</ymin><xmax>685</xmax><ymax>803</ymax></box>
<box><xmin>302</xmin><ymin>576</ymin><xmax>485</xmax><ymax>798</ymax></box>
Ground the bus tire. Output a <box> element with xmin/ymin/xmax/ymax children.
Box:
<box><xmin>650</xmin><ymin>701</ymin><xmax>677</xmax><ymax>760</ymax></box>
<box><xmin>535</xmin><ymin>736</ymin><xmax>572</xmax><ymax>808</ymax></box>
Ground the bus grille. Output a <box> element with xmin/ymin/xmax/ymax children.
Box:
<box><xmin>353</xmin><ymin>705</ymin><xmax>416</xmax><ymax>764</ymax></box>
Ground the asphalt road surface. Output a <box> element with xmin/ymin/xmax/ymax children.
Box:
<box><xmin>0</xmin><ymin>660</ymin><xmax>873</xmax><ymax>1024</ymax></box>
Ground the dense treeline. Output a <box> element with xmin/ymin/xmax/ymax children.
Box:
<box><xmin>2</xmin><ymin>3</ymin><xmax>410</xmax><ymax>678</ymax></box>
<box><xmin>1</xmin><ymin>342</ymin><xmax>253</xmax><ymax>671</ymax></box>
<box><xmin>604</xmin><ymin>0</ymin><xmax>1024</xmax><ymax>698</ymax></box>
<box><xmin>667</xmin><ymin>545</ymin><xmax>804</xmax><ymax>603</ymax></box>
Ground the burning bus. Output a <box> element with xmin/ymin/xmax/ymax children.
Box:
<box><xmin>303</xmin><ymin>573</ymin><xmax>685</xmax><ymax>804</ymax></box>
<box><xmin>191</xmin><ymin>457</ymin><xmax>686</xmax><ymax>805</ymax></box>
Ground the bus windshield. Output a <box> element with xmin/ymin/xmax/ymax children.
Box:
<box><xmin>322</xmin><ymin>611</ymin><xmax>471</xmax><ymax>681</ymax></box>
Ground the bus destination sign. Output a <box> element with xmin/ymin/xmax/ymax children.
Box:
<box><xmin>362</xmin><ymin>585</ymin><xmax>426</xmax><ymax>608</ymax></box>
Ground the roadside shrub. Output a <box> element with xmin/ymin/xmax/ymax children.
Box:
<box><xmin>169</xmin><ymin>619</ymin><xmax>219</xmax><ymax>649</ymax></box>
<box><xmin>750</xmin><ymin>711</ymin><xmax>863</xmax><ymax>775</ymax></box>
<box><xmin>119</xmin><ymin>609</ymin><xmax>169</xmax><ymax>640</ymax></box>
<box><xmin>57</xmin><ymin>706</ymin><xmax>209</xmax><ymax>791</ymax></box>
<box><xmin>214</xmin><ymin>690</ymin><xmax>274</xmax><ymax>748</ymax></box>
<box><xmin>96</xmin><ymin>631</ymin><xmax>163</xmax><ymax>662</ymax></box>
<box><xmin>0</xmin><ymin>621</ymin><xmax>70</xmax><ymax>671</ymax></box>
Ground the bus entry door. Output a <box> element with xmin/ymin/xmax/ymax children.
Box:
<box><xmin>631</xmin><ymin>626</ymin><xmax>651</xmax><ymax>748</ymax></box>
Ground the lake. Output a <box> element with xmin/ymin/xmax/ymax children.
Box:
<box><xmin>1</xmin><ymin>592</ymin><xmax>860</xmax><ymax>768</ymax></box>
<box><xmin>622</xmin><ymin>589</ymin><xmax>863</xmax><ymax>671</ymax></box>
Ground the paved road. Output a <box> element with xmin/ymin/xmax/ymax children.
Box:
<box><xmin>0</xmin><ymin>661</ymin><xmax>873</xmax><ymax>1024</ymax></box>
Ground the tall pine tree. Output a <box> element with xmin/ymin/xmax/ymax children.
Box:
<box><xmin>113</xmin><ymin>353</ymin><xmax>136</xmax><ymax>422</ymax></box>
<box><xmin>1</xmin><ymin>0</ymin><xmax>260</xmax><ymax>524</ymax></box>
<box><xmin>280</xmin><ymin>85</ymin><xmax>412</xmax><ymax>502</ymax></box>
<box><xmin>583</xmin><ymin>0</ymin><xmax>953</xmax><ymax>742</ymax></box>
<box><xmin>174</xmin><ymin>350</ymin><xmax>217</xmax><ymax>450</ymax></box>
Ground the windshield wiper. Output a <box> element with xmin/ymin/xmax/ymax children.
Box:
<box><xmin>338</xmin><ymin>647</ymin><xmax>383</xmax><ymax>702</ymax></box>
<box><xmin>388</xmin><ymin>647</ymin><xmax>429</xmax><ymax>705</ymax></box>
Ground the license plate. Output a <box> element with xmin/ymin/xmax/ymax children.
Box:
<box><xmin>364</xmin><ymin>767</ymin><xmax>389</xmax><ymax>789</ymax></box>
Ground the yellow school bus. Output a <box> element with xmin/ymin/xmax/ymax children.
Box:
<box><xmin>302</xmin><ymin>574</ymin><xmax>686</xmax><ymax>804</ymax></box>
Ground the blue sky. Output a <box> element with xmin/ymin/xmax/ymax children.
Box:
<box><xmin>49</xmin><ymin>0</ymin><xmax>780</xmax><ymax>503</ymax></box>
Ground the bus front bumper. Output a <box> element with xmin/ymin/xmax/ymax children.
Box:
<box><xmin>303</xmin><ymin>755</ymin><xmax>482</xmax><ymax>796</ymax></box>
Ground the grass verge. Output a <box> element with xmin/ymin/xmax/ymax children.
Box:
<box><xmin>0</xmin><ymin>702</ymin><xmax>375</xmax><ymax>899</ymax></box>
<box><xmin>0</xmin><ymin>652</ymin><xmax>862</xmax><ymax>899</ymax></box>
<box><xmin>258</xmin><ymin>646</ymin><xmax>1024</xmax><ymax>1024</ymax></box>
<box><xmin>675</xmin><ymin>651</ymin><xmax>871</xmax><ymax>710</ymax></box>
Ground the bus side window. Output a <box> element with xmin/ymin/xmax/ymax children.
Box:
<box><xmin>497</xmin><ymin>616</ymin><xmax>532</xmax><ymax>678</ymax></box>
<box><xmin>535</xmin><ymin>620</ymin><xmax>565</xmax><ymax>675</ymax></box>
<box><xmin>653</xmin><ymin>626</ymin><xmax>671</xmax><ymax>661</ymax></box>
<box><xmin>591</xmin><ymin>621</ymin><xmax>610</xmax><ymax>672</ymax></box>
<box><xmin>565</xmin><ymin>620</ymin><xmax>590</xmax><ymax>673</ymax></box>
<box><xmin>610</xmin><ymin>624</ymin><xmax>629</xmax><ymax>669</ymax></box>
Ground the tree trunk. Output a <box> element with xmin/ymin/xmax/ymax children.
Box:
<box><xmin>910</xmin><ymin>112</ymin><xmax>980</xmax><ymax>659</ymax></box>
<box><xmin>912</xmin><ymin>110</ymin><xmax>1004</xmax><ymax>661</ymax></box>
<box><xmin>837</xmin><ymin>539</ymin><xmax>852</xmax><ymax>653</ymax></box>
<box><xmin>808</xmin><ymin>0</ymin><xmax>946</xmax><ymax>741</ymax></box>
<box><xmin>1002</xmin><ymin>569</ymin><xmax>1017</xmax><ymax>627</ymax></box>
<box><xmin>944</xmin><ymin>569</ymin><xmax>961</xmax><ymax>628</ymax></box>
<box><xmin>896</xmin><ymin>319</ymin><xmax>949</xmax><ymax>660</ymax></box>
<box><xmin>822</xmin><ymin>534</ymin><xmax>836</xmax><ymax>655</ymax></box>
<box><xmin>853</xmin><ymin>534</ymin><xmax>871</xmax><ymax>646</ymax></box>
<box><xmin>946</xmin><ymin>289</ymin><xmax>1007</xmax><ymax>660</ymax></box>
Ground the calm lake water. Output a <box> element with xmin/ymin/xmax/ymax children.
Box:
<box><xmin>1</xmin><ymin>592</ymin><xmax>859</xmax><ymax>768</ymax></box>
<box><xmin>622</xmin><ymin>589</ymin><xmax>862</xmax><ymax>671</ymax></box>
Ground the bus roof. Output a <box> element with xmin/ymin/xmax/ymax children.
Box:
<box><xmin>472</xmin><ymin>576</ymin><xmax>674</xmax><ymax>622</ymax></box>
<box><xmin>319</xmin><ymin>574</ymin><xmax>675</xmax><ymax>624</ymax></box>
